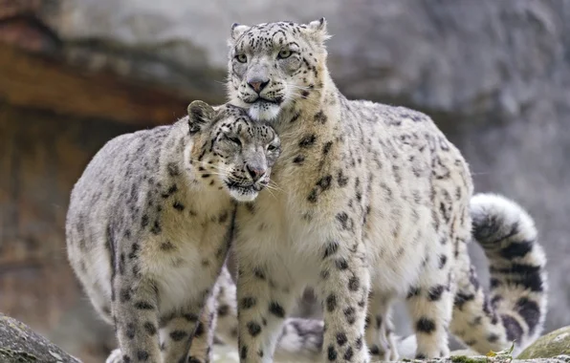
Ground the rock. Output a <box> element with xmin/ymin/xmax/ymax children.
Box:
<box><xmin>0</xmin><ymin>313</ymin><xmax>80</xmax><ymax>363</ymax></box>
<box><xmin>518</xmin><ymin>326</ymin><xmax>570</xmax><ymax>359</ymax></box>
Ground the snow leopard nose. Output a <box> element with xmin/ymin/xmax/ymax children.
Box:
<box><xmin>246</xmin><ymin>164</ymin><xmax>266</xmax><ymax>182</ymax></box>
<box><xmin>247</xmin><ymin>78</ymin><xmax>269</xmax><ymax>94</ymax></box>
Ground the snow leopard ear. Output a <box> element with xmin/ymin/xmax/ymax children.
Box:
<box><xmin>306</xmin><ymin>17</ymin><xmax>331</xmax><ymax>44</ymax></box>
<box><xmin>187</xmin><ymin>100</ymin><xmax>215</xmax><ymax>134</ymax></box>
<box><xmin>230</xmin><ymin>23</ymin><xmax>251</xmax><ymax>42</ymax></box>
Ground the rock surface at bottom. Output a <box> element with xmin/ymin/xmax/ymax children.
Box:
<box><xmin>0</xmin><ymin>313</ymin><xmax>80</xmax><ymax>363</ymax></box>
<box><xmin>518</xmin><ymin>326</ymin><xmax>570</xmax><ymax>359</ymax></box>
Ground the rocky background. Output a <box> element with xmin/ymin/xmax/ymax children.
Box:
<box><xmin>1</xmin><ymin>0</ymin><xmax>569</xmax><ymax>362</ymax></box>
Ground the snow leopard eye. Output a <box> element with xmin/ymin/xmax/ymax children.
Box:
<box><xmin>277</xmin><ymin>49</ymin><xmax>292</xmax><ymax>59</ymax></box>
<box><xmin>235</xmin><ymin>54</ymin><xmax>248</xmax><ymax>63</ymax></box>
<box><xmin>225</xmin><ymin>135</ymin><xmax>242</xmax><ymax>147</ymax></box>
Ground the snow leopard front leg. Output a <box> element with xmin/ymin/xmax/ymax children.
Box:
<box><xmin>235</xmin><ymin>260</ymin><xmax>299</xmax><ymax>363</ymax></box>
<box><xmin>317</xmin><ymin>230</ymin><xmax>371</xmax><ymax>363</ymax></box>
<box><xmin>112</xmin><ymin>273</ymin><xmax>162</xmax><ymax>363</ymax></box>
<box><xmin>185</xmin><ymin>278</ymin><xmax>220</xmax><ymax>363</ymax></box>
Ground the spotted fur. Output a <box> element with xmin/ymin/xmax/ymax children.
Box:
<box><xmin>66</xmin><ymin>101</ymin><xmax>281</xmax><ymax>363</ymax></box>
<box><xmin>225</xmin><ymin>19</ymin><xmax>547</xmax><ymax>362</ymax></box>
<box><xmin>212</xmin><ymin>267</ymin><xmax>326</xmax><ymax>362</ymax></box>
<box><xmin>451</xmin><ymin>193</ymin><xmax>547</xmax><ymax>355</ymax></box>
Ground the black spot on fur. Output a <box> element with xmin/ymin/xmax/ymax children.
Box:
<box><xmin>240</xmin><ymin>346</ymin><xmax>248</xmax><ymax>359</ymax></box>
<box><xmin>247</xmin><ymin>321</ymin><xmax>262</xmax><ymax>337</ymax></box>
<box><xmin>348</xmin><ymin>276</ymin><xmax>360</xmax><ymax>291</ymax></box>
<box><xmin>516</xmin><ymin>297</ymin><xmax>540</xmax><ymax>332</ymax></box>
<box><xmin>269</xmin><ymin>302</ymin><xmax>285</xmax><ymax>318</ymax></box>
<box><xmin>344</xmin><ymin>346</ymin><xmax>354</xmax><ymax>360</ymax></box>
<box><xmin>170</xmin><ymin>330</ymin><xmax>188</xmax><ymax>341</ymax></box>
<box><xmin>428</xmin><ymin>285</ymin><xmax>445</xmax><ymax>301</ymax></box>
<box><xmin>416</xmin><ymin>317</ymin><xmax>436</xmax><ymax>333</ymax></box>
<box><xmin>218</xmin><ymin>211</ymin><xmax>229</xmax><ymax>223</ymax></box>
<box><xmin>502</xmin><ymin>314</ymin><xmax>523</xmax><ymax>342</ymax></box>
<box><xmin>128</xmin><ymin>243</ymin><xmax>139</xmax><ymax>259</ymax></box>
<box><xmin>323</xmin><ymin>141</ymin><xmax>333</xmax><ymax>154</ymax></box>
<box><xmin>217</xmin><ymin>304</ymin><xmax>230</xmax><ymax>317</ymax></box>
<box><xmin>344</xmin><ymin>306</ymin><xmax>356</xmax><ymax>324</ymax></box>
<box><xmin>314</xmin><ymin>110</ymin><xmax>328</xmax><ymax>124</ymax></box>
<box><xmin>317</xmin><ymin>175</ymin><xmax>333</xmax><ymax>190</ymax></box>
<box><xmin>500</xmin><ymin>241</ymin><xmax>533</xmax><ymax>259</ymax></box>
<box><xmin>299</xmin><ymin>134</ymin><xmax>317</xmax><ymax>148</ymax></box>
<box><xmin>126</xmin><ymin>323</ymin><xmax>135</xmax><ymax>339</ymax></box>
<box><xmin>307</xmin><ymin>189</ymin><xmax>318</xmax><ymax>203</ymax></box>
<box><xmin>327</xmin><ymin>345</ymin><xmax>338</xmax><ymax>361</ymax></box>
<box><xmin>241</xmin><ymin>297</ymin><xmax>257</xmax><ymax>309</ymax></box>
<box><xmin>336</xmin><ymin>332</ymin><xmax>348</xmax><ymax>346</ymax></box>
<box><xmin>336</xmin><ymin>212</ymin><xmax>353</xmax><ymax>231</ymax></box>
<box><xmin>254</xmin><ymin>267</ymin><xmax>266</xmax><ymax>280</ymax></box>
<box><xmin>490</xmin><ymin>263</ymin><xmax>544</xmax><ymax>292</ymax></box>
<box><xmin>369</xmin><ymin>344</ymin><xmax>380</xmax><ymax>356</ymax></box>
<box><xmin>134</xmin><ymin>301</ymin><xmax>154</xmax><ymax>310</ymax></box>
<box><xmin>120</xmin><ymin>288</ymin><xmax>131</xmax><ymax>303</ymax></box>
<box><xmin>376</xmin><ymin>316</ymin><xmax>383</xmax><ymax>329</ymax></box>
<box><xmin>326</xmin><ymin>294</ymin><xmax>337</xmax><ymax>312</ymax></box>
<box><xmin>356</xmin><ymin>336</ymin><xmax>363</xmax><ymax>350</ymax></box>
<box><xmin>160</xmin><ymin>241</ymin><xmax>176</xmax><ymax>251</ymax></box>
<box><xmin>150</xmin><ymin>219</ymin><xmax>162</xmax><ymax>234</ymax></box>
<box><xmin>167</xmin><ymin>162</ymin><xmax>180</xmax><ymax>176</ymax></box>
<box><xmin>407</xmin><ymin>286</ymin><xmax>421</xmax><ymax>299</ymax></box>
<box><xmin>335</xmin><ymin>258</ymin><xmax>349</xmax><ymax>270</ymax></box>
<box><xmin>438</xmin><ymin>254</ymin><xmax>448</xmax><ymax>269</ymax></box>
<box><xmin>454</xmin><ymin>292</ymin><xmax>475</xmax><ymax>309</ymax></box>
<box><xmin>364</xmin><ymin>315</ymin><xmax>371</xmax><ymax>329</ymax></box>
<box><xmin>293</xmin><ymin>155</ymin><xmax>305</xmax><ymax>164</ymax></box>
<box><xmin>173</xmin><ymin>201</ymin><xmax>185</xmax><ymax>211</ymax></box>
<box><xmin>143</xmin><ymin>322</ymin><xmax>157</xmax><ymax>336</ymax></box>
<box><xmin>137</xmin><ymin>351</ymin><xmax>149</xmax><ymax>361</ymax></box>
<box><xmin>183</xmin><ymin>313</ymin><xmax>199</xmax><ymax>322</ymax></box>
<box><xmin>324</xmin><ymin>240</ymin><xmax>339</xmax><ymax>258</ymax></box>
<box><xmin>337</xmin><ymin>170</ymin><xmax>349</xmax><ymax>187</ymax></box>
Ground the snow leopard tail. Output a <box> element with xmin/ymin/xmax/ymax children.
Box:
<box><xmin>214</xmin><ymin>267</ymin><xmax>323</xmax><ymax>362</ymax></box>
<box><xmin>450</xmin><ymin>193</ymin><xmax>548</xmax><ymax>356</ymax></box>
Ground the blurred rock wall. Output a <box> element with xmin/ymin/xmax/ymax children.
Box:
<box><xmin>1</xmin><ymin>0</ymin><xmax>569</xmax><ymax>361</ymax></box>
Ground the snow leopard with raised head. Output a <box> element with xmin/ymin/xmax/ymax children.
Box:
<box><xmin>225</xmin><ymin>18</ymin><xmax>547</xmax><ymax>363</ymax></box>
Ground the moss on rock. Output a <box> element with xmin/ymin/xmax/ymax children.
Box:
<box><xmin>518</xmin><ymin>326</ymin><xmax>570</xmax><ymax>359</ymax></box>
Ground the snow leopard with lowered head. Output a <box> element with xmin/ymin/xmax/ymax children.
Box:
<box><xmin>225</xmin><ymin>18</ymin><xmax>548</xmax><ymax>362</ymax></box>
<box><xmin>66</xmin><ymin>100</ymin><xmax>285</xmax><ymax>363</ymax></box>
